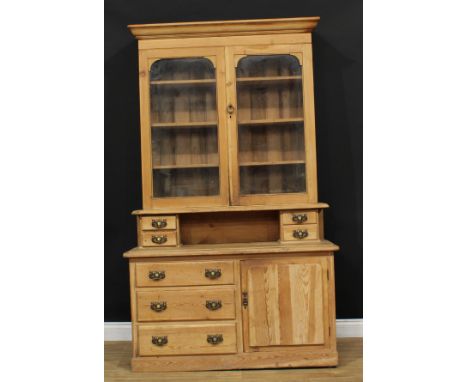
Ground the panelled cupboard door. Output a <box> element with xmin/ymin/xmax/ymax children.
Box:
<box><xmin>241</xmin><ymin>257</ymin><xmax>328</xmax><ymax>349</ymax></box>
<box><xmin>138</xmin><ymin>47</ymin><xmax>229</xmax><ymax>208</ymax></box>
<box><xmin>226</xmin><ymin>44</ymin><xmax>318</xmax><ymax>206</ymax></box>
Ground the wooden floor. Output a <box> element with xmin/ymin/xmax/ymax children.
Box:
<box><xmin>105</xmin><ymin>338</ymin><xmax>362</xmax><ymax>381</ymax></box>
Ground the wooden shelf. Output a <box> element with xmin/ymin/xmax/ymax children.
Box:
<box><xmin>237</xmin><ymin>75</ymin><xmax>302</xmax><ymax>84</ymax></box>
<box><xmin>153</xmin><ymin>163</ymin><xmax>219</xmax><ymax>170</ymax></box>
<box><xmin>238</xmin><ymin>118</ymin><xmax>303</xmax><ymax>126</ymax></box>
<box><xmin>150</xmin><ymin>79</ymin><xmax>216</xmax><ymax>85</ymax></box>
<box><xmin>124</xmin><ymin>240</ymin><xmax>339</xmax><ymax>258</ymax></box>
<box><xmin>239</xmin><ymin>160</ymin><xmax>305</xmax><ymax>167</ymax></box>
<box><xmin>152</xmin><ymin>121</ymin><xmax>218</xmax><ymax>128</ymax></box>
<box><xmin>132</xmin><ymin>202</ymin><xmax>330</xmax><ymax>215</ymax></box>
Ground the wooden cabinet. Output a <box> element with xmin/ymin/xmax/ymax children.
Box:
<box><xmin>124</xmin><ymin>17</ymin><xmax>339</xmax><ymax>372</ymax></box>
<box><xmin>134</xmin><ymin>25</ymin><xmax>318</xmax><ymax>209</ymax></box>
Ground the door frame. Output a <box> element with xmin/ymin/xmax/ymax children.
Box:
<box><xmin>225</xmin><ymin>44</ymin><xmax>318</xmax><ymax>206</ymax></box>
<box><xmin>138</xmin><ymin>47</ymin><xmax>230</xmax><ymax>209</ymax></box>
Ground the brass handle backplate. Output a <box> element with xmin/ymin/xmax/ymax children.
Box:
<box><xmin>227</xmin><ymin>104</ymin><xmax>235</xmax><ymax>114</ymax></box>
<box><xmin>206</xmin><ymin>300</ymin><xmax>222</xmax><ymax>311</ymax></box>
<box><xmin>150</xmin><ymin>301</ymin><xmax>167</xmax><ymax>312</ymax></box>
<box><xmin>152</xmin><ymin>336</ymin><xmax>168</xmax><ymax>346</ymax></box>
<box><xmin>292</xmin><ymin>213</ymin><xmax>308</xmax><ymax>224</ymax></box>
<box><xmin>148</xmin><ymin>270</ymin><xmax>165</xmax><ymax>281</ymax></box>
<box><xmin>293</xmin><ymin>229</ymin><xmax>309</xmax><ymax>239</ymax></box>
<box><xmin>242</xmin><ymin>292</ymin><xmax>248</xmax><ymax>309</ymax></box>
<box><xmin>151</xmin><ymin>219</ymin><xmax>167</xmax><ymax>229</ymax></box>
<box><xmin>151</xmin><ymin>235</ymin><xmax>167</xmax><ymax>245</ymax></box>
<box><xmin>205</xmin><ymin>268</ymin><xmax>222</xmax><ymax>279</ymax></box>
<box><xmin>207</xmin><ymin>334</ymin><xmax>223</xmax><ymax>345</ymax></box>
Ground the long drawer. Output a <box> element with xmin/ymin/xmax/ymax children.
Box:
<box><xmin>138</xmin><ymin>322</ymin><xmax>237</xmax><ymax>356</ymax></box>
<box><xmin>135</xmin><ymin>260</ymin><xmax>235</xmax><ymax>287</ymax></box>
<box><xmin>136</xmin><ymin>287</ymin><xmax>236</xmax><ymax>322</ymax></box>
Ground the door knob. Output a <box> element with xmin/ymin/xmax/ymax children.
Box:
<box><xmin>227</xmin><ymin>104</ymin><xmax>235</xmax><ymax>114</ymax></box>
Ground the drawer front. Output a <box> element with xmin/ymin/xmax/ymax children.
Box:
<box><xmin>281</xmin><ymin>211</ymin><xmax>318</xmax><ymax>225</ymax></box>
<box><xmin>282</xmin><ymin>224</ymin><xmax>319</xmax><ymax>241</ymax></box>
<box><xmin>138</xmin><ymin>322</ymin><xmax>237</xmax><ymax>356</ymax></box>
<box><xmin>141</xmin><ymin>216</ymin><xmax>177</xmax><ymax>231</ymax></box>
<box><xmin>141</xmin><ymin>231</ymin><xmax>177</xmax><ymax>247</ymax></box>
<box><xmin>137</xmin><ymin>287</ymin><xmax>236</xmax><ymax>322</ymax></box>
<box><xmin>135</xmin><ymin>260</ymin><xmax>235</xmax><ymax>287</ymax></box>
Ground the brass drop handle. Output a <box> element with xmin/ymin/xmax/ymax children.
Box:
<box><xmin>227</xmin><ymin>104</ymin><xmax>235</xmax><ymax>114</ymax></box>
<box><xmin>205</xmin><ymin>268</ymin><xmax>222</xmax><ymax>279</ymax></box>
<box><xmin>150</xmin><ymin>301</ymin><xmax>167</xmax><ymax>312</ymax></box>
<box><xmin>151</xmin><ymin>219</ymin><xmax>167</xmax><ymax>229</ymax></box>
<box><xmin>206</xmin><ymin>300</ymin><xmax>222</xmax><ymax>311</ymax></box>
<box><xmin>293</xmin><ymin>229</ymin><xmax>309</xmax><ymax>239</ymax></box>
<box><xmin>151</xmin><ymin>235</ymin><xmax>167</xmax><ymax>245</ymax></box>
<box><xmin>207</xmin><ymin>334</ymin><xmax>223</xmax><ymax>345</ymax></box>
<box><xmin>292</xmin><ymin>213</ymin><xmax>308</xmax><ymax>224</ymax></box>
<box><xmin>148</xmin><ymin>270</ymin><xmax>165</xmax><ymax>281</ymax></box>
<box><xmin>152</xmin><ymin>336</ymin><xmax>168</xmax><ymax>346</ymax></box>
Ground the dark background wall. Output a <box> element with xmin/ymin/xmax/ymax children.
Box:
<box><xmin>105</xmin><ymin>0</ymin><xmax>362</xmax><ymax>321</ymax></box>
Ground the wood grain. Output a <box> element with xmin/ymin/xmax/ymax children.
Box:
<box><xmin>135</xmin><ymin>260</ymin><xmax>235</xmax><ymax>287</ymax></box>
<box><xmin>137</xmin><ymin>322</ymin><xmax>237</xmax><ymax>356</ymax></box>
<box><xmin>105</xmin><ymin>338</ymin><xmax>361</xmax><ymax>378</ymax></box>
<box><xmin>136</xmin><ymin>286</ymin><xmax>236</xmax><ymax>321</ymax></box>
<box><xmin>140</xmin><ymin>231</ymin><xmax>177</xmax><ymax>247</ymax></box>
<box><xmin>131</xmin><ymin>202</ymin><xmax>329</xmax><ymax>215</ymax></box>
<box><xmin>128</xmin><ymin>17</ymin><xmax>320</xmax><ymax>40</ymax></box>
<box><xmin>281</xmin><ymin>210</ymin><xmax>318</xmax><ymax>225</ymax></box>
<box><xmin>140</xmin><ymin>216</ymin><xmax>177</xmax><ymax>230</ymax></box>
<box><xmin>179</xmin><ymin>211</ymin><xmax>279</xmax><ymax>245</ymax></box>
<box><xmin>244</xmin><ymin>260</ymin><xmax>325</xmax><ymax>347</ymax></box>
<box><xmin>125</xmin><ymin>241</ymin><xmax>339</xmax><ymax>259</ymax></box>
<box><xmin>281</xmin><ymin>223</ymin><xmax>319</xmax><ymax>241</ymax></box>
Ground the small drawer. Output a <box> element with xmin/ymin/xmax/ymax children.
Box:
<box><xmin>136</xmin><ymin>286</ymin><xmax>235</xmax><ymax>322</ymax></box>
<box><xmin>135</xmin><ymin>260</ymin><xmax>235</xmax><ymax>287</ymax></box>
<box><xmin>141</xmin><ymin>231</ymin><xmax>177</xmax><ymax>247</ymax></box>
<box><xmin>141</xmin><ymin>216</ymin><xmax>177</xmax><ymax>231</ymax></box>
<box><xmin>138</xmin><ymin>322</ymin><xmax>237</xmax><ymax>356</ymax></box>
<box><xmin>282</xmin><ymin>224</ymin><xmax>319</xmax><ymax>241</ymax></box>
<box><xmin>281</xmin><ymin>211</ymin><xmax>318</xmax><ymax>225</ymax></box>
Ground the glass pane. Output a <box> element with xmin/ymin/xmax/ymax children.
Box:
<box><xmin>150</xmin><ymin>58</ymin><xmax>219</xmax><ymax>198</ymax></box>
<box><xmin>236</xmin><ymin>55</ymin><xmax>306</xmax><ymax>195</ymax></box>
<box><xmin>240</xmin><ymin>164</ymin><xmax>306</xmax><ymax>194</ymax></box>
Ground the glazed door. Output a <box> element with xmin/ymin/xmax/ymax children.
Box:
<box><xmin>226</xmin><ymin>45</ymin><xmax>318</xmax><ymax>205</ymax></box>
<box><xmin>241</xmin><ymin>257</ymin><xmax>328</xmax><ymax>350</ymax></box>
<box><xmin>139</xmin><ymin>47</ymin><xmax>229</xmax><ymax>208</ymax></box>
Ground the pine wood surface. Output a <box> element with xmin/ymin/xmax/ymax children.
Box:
<box><xmin>135</xmin><ymin>260</ymin><xmax>235</xmax><ymax>287</ymax></box>
<box><xmin>138</xmin><ymin>322</ymin><xmax>238</xmax><ymax>356</ymax></box>
<box><xmin>131</xmin><ymin>202</ymin><xmax>329</xmax><ymax>215</ymax></box>
<box><xmin>105</xmin><ymin>338</ymin><xmax>361</xmax><ymax>381</ymax></box>
<box><xmin>136</xmin><ymin>286</ymin><xmax>236</xmax><ymax>321</ymax></box>
<box><xmin>244</xmin><ymin>261</ymin><xmax>325</xmax><ymax>347</ymax></box>
<box><xmin>124</xmin><ymin>241</ymin><xmax>338</xmax><ymax>258</ymax></box>
<box><xmin>128</xmin><ymin>17</ymin><xmax>320</xmax><ymax>40</ymax></box>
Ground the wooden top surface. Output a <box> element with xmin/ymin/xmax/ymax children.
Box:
<box><xmin>132</xmin><ymin>202</ymin><xmax>329</xmax><ymax>215</ymax></box>
<box><xmin>128</xmin><ymin>17</ymin><xmax>320</xmax><ymax>40</ymax></box>
<box><xmin>124</xmin><ymin>240</ymin><xmax>339</xmax><ymax>258</ymax></box>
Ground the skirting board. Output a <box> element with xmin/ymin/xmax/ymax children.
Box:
<box><xmin>104</xmin><ymin>319</ymin><xmax>363</xmax><ymax>341</ymax></box>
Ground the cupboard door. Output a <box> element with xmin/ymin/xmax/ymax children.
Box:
<box><xmin>139</xmin><ymin>48</ymin><xmax>229</xmax><ymax>208</ymax></box>
<box><xmin>226</xmin><ymin>45</ymin><xmax>318</xmax><ymax>205</ymax></box>
<box><xmin>241</xmin><ymin>257</ymin><xmax>327</xmax><ymax>348</ymax></box>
